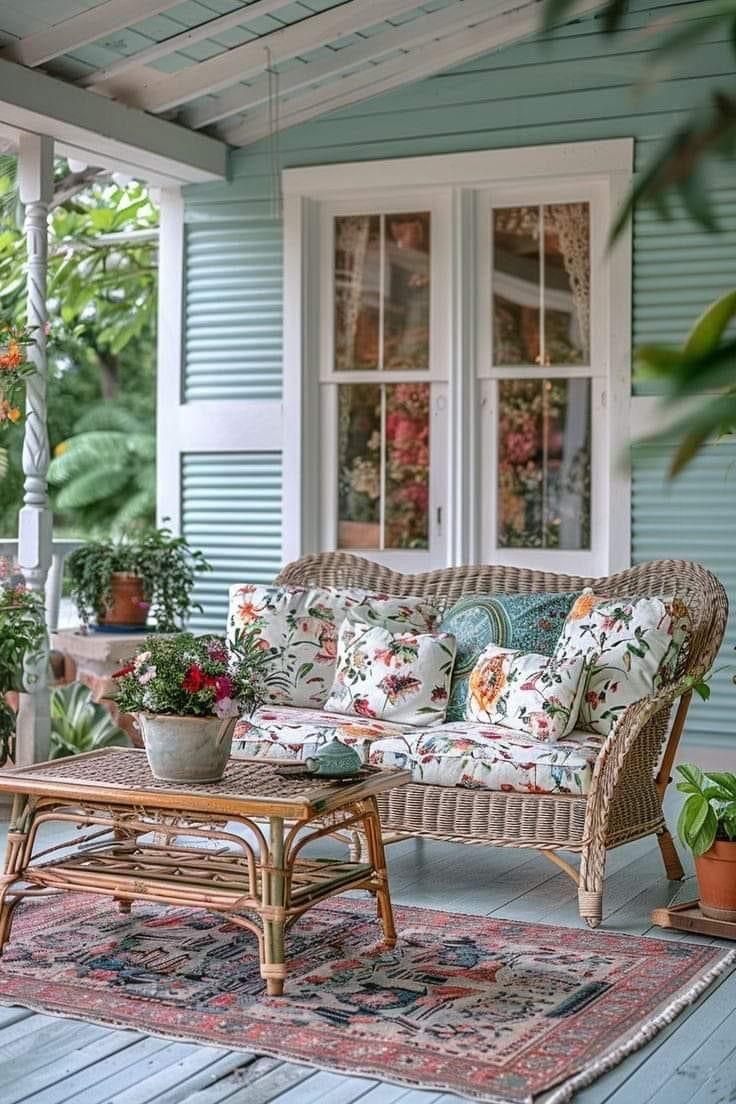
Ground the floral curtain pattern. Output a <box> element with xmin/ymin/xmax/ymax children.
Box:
<box><xmin>334</xmin><ymin>212</ymin><xmax>430</xmax><ymax>372</ymax></box>
<box><xmin>493</xmin><ymin>203</ymin><xmax>590</xmax><ymax>367</ymax></box>
<box><xmin>497</xmin><ymin>379</ymin><xmax>591</xmax><ymax>550</ymax></box>
<box><xmin>338</xmin><ymin>382</ymin><xmax>430</xmax><ymax>551</ymax></box>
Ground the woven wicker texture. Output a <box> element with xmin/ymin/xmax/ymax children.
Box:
<box><xmin>275</xmin><ymin>553</ymin><xmax>729</xmax><ymax>925</ymax></box>
<box><xmin>11</xmin><ymin>750</ymin><xmax>388</xmax><ymax>806</ymax></box>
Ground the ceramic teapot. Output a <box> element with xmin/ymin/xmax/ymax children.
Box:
<box><xmin>304</xmin><ymin>734</ymin><xmax>362</xmax><ymax>777</ymax></box>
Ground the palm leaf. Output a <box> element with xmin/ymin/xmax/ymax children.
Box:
<box><xmin>74</xmin><ymin>403</ymin><xmax>144</xmax><ymax>435</ymax></box>
<box><xmin>57</xmin><ymin>467</ymin><xmax>131</xmax><ymax>509</ymax></box>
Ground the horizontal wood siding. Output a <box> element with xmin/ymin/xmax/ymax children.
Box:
<box><xmin>632</xmin><ymin>442</ymin><xmax>736</xmax><ymax>748</ymax></box>
<box><xmin>181</xmin><ymin>452</ymin><xmax>282</xmax><ymax>633</ymax></box>
<box><xmin>181</xmin><ymin>0</ymin><xmax>735</xmax><ymax>743</ymax></box>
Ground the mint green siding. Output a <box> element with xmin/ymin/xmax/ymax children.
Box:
<box><xmin>181</xmin><ymin>0</ymin><xmax>735</xmax><ymax>744</ymax></box>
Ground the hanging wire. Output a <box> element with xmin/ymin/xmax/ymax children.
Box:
<box><xmin>264</xmin><ymin>45</ymin><xmax>283</xmax><ymax>221</ymax></box>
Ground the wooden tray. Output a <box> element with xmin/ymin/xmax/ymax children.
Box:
<box><xmin>651</xmin><ymin>899</ymin><xmax>736</xmax><ymax>941</ymax></box>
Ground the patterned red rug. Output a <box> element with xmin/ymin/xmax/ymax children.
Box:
<box><xmin>0</xmin><ymin>894</ymin><xmax>732</xmax><ymax>1104</ymax></box>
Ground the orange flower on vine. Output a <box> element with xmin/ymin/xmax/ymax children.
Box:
<box><xmin>0</xmin><ymin>324</ymin><xmax>36</xmax><ymax>430</ymax></box>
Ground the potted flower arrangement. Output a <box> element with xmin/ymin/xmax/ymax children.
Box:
<box><xmin>67</xmin><ymin>526</ymin><xmax>210</xmax><ymax>632</ymax></box>
<box><xmin>113</xmin><ymin>626</ymin><xmax>280</xmax><ymax>782</ymax></box>
<box><xmin>0</xmin><ymin>565</ymin><xmax>46</xmax><ymax>766</ymax></box>
<box><xmin>677</xmin><ymin>763</ymin><xmax>736</xmax><ymax>921</ymax></box>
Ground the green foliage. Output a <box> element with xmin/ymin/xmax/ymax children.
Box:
<box><xmin>48</xmin><ymin>401</ymin><xmax>155</xmax><ymax>532</ymax></box>
<box><xmin>0</xmin><ymin>163</ymin><xmax>157</xmax><ymax>536</ymax></box>
<box><xmin>114</xmin><ymin>629</ymin><xmax>286</xmax><ymax>718</ymax></box>
<box><xmin>0</xmin><ymin>582</ymin><xmax>46</xmax><ymax>766</ymax></box>
<box><xmin>676</xmin><ymin>763</ymin><xmax>736</xmax><ymax>855</ymax></box>
<box><xmin>66</xmin><ymin>526</ymin><xmax>210</xmax><ymax>632</ymax></box>
<box><xmin>542</xmin><ymin>0</ymin><xmax>736</xmax><ymax>475</ymax></box>
<box><xmin>49</xmin><ymin>680</ymin><xmax>130</xmax><ymax>759</ymax></box>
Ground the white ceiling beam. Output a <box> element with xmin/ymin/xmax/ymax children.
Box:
<box><xmin>103</xmin><ymin>0</ymin><xmax>434</xmax><ymax>113</ymax></box>
<box><xmin>226</xmin><ymin>0</ymin><xmax>603</xmax><ymax>146</ymax></box>
<box><xmin>206</xmin><ymin>0</ymin><xmax>505</xmax><ymax>133</ymax></box>
<box><xmin>82</xmin><ymin>0</ymin><xmax>292</xmax><ymax>91</ymax></box>
<box><xmin>0</xmin><ymin>0</ymin><xmax>183</xmax><ymax>69</ymax></box>
<box><xmin>0</xmin><ymin>59</ymin><xmax>227</xmax><ymax>183</ymax></box>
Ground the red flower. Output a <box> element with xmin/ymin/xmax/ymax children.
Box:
<box><xmin>354</xmin><ymin>698</ymin><xmax>377</xmax><ymax>719</ymax></box>
<box><xmin>112</xmin><ymin>663</ymin><xmax>135</xmax><ymax>679</ymax></box>
<box><xmin>182</xmin><ymin>664</ymin><xmax>205</xmax><ymax>693</ymax></box>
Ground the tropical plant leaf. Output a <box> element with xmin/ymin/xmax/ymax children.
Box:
<box><xmin>74</xmin><ymin>402</ymin><xmax>144</xmax><ymax>435</ymax></box>
<box><xmin>57</xmin><ymin>466</ymin><xmax>131</xmax><ymax>509</ymax></box>
<box><xmin>50</xmin><ymin>681</ymin><xmax>130</xmax><ymax>758</ymax></box>
<box><xmin>683</xmin><ymin>289</ymin><xmax>736</xmax><ymax>360</ymax></box>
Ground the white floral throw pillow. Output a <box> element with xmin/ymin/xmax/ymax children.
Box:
<box><xmin>228</xmin><ymin>584</ymin><xmax>439</xmax><ymax>709</ymax></box>
<box><xmin>324</xmin><ymin>621</ymin><xmax>457</xmax><ymax>727</ymax></box>
<box><xmin>465</xmin><ymin>645</ymin><xmax>587</xmax><ymax>742</ymax></box>
<box><xmin>551</xmin><ymin>590</ymin><xmax>691</xmax><ymax>735</ymax></box>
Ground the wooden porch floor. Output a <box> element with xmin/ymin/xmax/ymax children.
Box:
<box><xmin>0</xmin><ymin>798</ymin><xmax>734</xmax><ymax>1104</ymax></box>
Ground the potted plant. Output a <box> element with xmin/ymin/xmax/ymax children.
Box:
<box><xmin>113</xmin><ymin>626</ymin><xmax>282</xmax><ymax>783</ymax></box>
<box><xmin>677</xmin><ymin>763</ymin><xmax>736</xmax><ymax>921</ymax></box>
<box><xmin>66</xmin><ymin>526</ymin><xmax>210</xmax><ymax>632</ymax></box>
<box><xmin>50</xmin><ymin>681</ymin><xmax>131</xmax><ymax>758</ymax></box>
<box><xmin>0</xmin><ymin>573</ymin><xmax>46</xmax><ymax>766</ymax></box>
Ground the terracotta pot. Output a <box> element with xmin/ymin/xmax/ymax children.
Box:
<box><xmin>137</xmin><ymin>713</ymin><xmax>236</xmax><ymax>783</ymax></box>
<box><xmin>338</xmin><ymin>521</ymin><xmax>381</xmax><ymax>550</ymax></box>
<box><xmin>694</xmin><ymin>838</ymin><xmax>736</xmax><ymax>921</ymax></box>
<box><xmin>98</xmin><ymin>572</ymin><xmax>148</xmax><ymax>628</ymax></box>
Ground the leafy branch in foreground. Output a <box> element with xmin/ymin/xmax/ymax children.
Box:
<box><xmin>543</xmin><ymin>0</ymin><xmax>736</xmax><ymax>473</ymax></box>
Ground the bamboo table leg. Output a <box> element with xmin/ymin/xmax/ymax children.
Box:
<box><xmin>0</xmin><ymin>793</ymin><xmax>33</xmax><ymax>954</ymax></box>
<box><xmin>260</xmin><ymin>815</ymin><xmax>287</xmax><ymax>997</ymax></box>
<box><xmin>362</xmin><ymin>796</ymin><xmax>397</xmax><ymax>948</ymax></box>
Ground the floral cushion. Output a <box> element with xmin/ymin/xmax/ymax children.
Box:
<box><xmin>324</xmin><ymin>621</ymin><xmax>457</xmax><ymax>727</ymax></box>
<box><xmin>228</xmin><ymin>584</ymin><xmax>439</xmax><ymax>709</ymax></box>
<box><xmin>232</xmin><ymin>704</ymin><xmax>415</xmax><ymax>761</ymax></box>
<box><xmin>465</xmin><ymin>645</ymin><xmax>586</xmax><ymax>741</ymax></box>
<box><xmin>231</xmin><ymin>706</ymin><xmax>601</xmax><ymax>796</ymax></box>
<box><xmin>439</xmin><ymin>592</ymin><xmax>580</xmax><ymax>722</ymax></box>
<box><xmin>369</xmin><ymin>723</ymin><xmax>602</xmax><ymax>796</ymax></box>
<box><xmin>552</xmin><ymin>591</ymin><xmax>691</xmax><ymax>735</ymax></box>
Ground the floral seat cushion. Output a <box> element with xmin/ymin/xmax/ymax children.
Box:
<box><xmin>231</xmin><ymin>707</ymin><xmax>601</xmax><ymax>796</ymax></box>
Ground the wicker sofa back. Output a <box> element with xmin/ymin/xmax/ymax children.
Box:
<box><xmin>275</xmin><ymin>553</ymin><xmax>728</xmax><ymax>926</ymax></box>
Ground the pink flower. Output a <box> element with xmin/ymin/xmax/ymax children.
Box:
<box><xmin>354</xmin><ymin>698</ymin><xmax>377</xmax><ymax>719</ymax></box>
<box><xmin>214</xmin><ymin>675</ymin><xmax>233</xmax><ymax>701</ymax></box>
<box><xmin>138</xmin><ymin>666</ymin><xmax>156</xmax><ymax>685</ymax></box>
<box><xmin>214</xmin><ymin>697</ymin><xmax>239</xmax><ymax>718</ymax></box>
<box><xmin>206</xmin><ymin>640</ymin><xmax>228</xmax><ymax>664</ymax></box>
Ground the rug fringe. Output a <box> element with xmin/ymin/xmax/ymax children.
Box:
<box><xmin>544</xmin><ymin>948</ymin><xmax>736</xmax><ymax>1104</ymax></box>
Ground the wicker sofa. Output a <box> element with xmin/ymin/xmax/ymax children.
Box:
<box><xmin>272</xmin><ymin>552</ymin><xmax>728</xmax><ymax>927</ymax></box>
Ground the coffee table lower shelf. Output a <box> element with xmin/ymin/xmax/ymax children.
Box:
<box><xmin>25</xmin><ymin>843</ymin><xmax>376</xmax><ymax>915</ymax></box>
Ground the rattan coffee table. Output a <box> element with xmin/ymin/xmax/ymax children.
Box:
<box><xmin>0</xmin><ymin>748</ymin><xmax>410</xmax><ymax>995</ymax></box>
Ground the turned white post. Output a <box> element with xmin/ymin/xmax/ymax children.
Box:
<box><xmin>15</xmin><ymin>134</ymin><xmax>54</xmax><ymax>766</ymax></box>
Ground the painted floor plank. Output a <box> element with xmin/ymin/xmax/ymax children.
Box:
<box><xmin>180</xmin><ymin>1057</ymin><xmax>314</xmax><ymax>1104</ymax></box>
<box><xmin>643</xmin><ymin>1006</ymin><xmax>736</xmax><ymax>1104</ymax></box>
<box><xmin>140</xmin><ymin>1051</ymin><xmax>259</xmax><ymax>1104</ymax></box>
<box><xmin>104</xmin><ymin>1043</ymin><xmax>232</xmax><ymax>1104</ymax></box>
<box><xmin>28</xmin><ymin>1036</ymin><xmax>172</xmax><ymax>1104</ymax></box>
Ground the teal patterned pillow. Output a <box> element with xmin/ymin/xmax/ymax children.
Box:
<box><xmin>439</xmin><ymin>592</ymin><xmax>581</xmax><ymax>722</ymax></box>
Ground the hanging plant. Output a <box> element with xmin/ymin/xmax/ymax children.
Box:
<box><xmin>0</xmin><ymin>323</ymin><xmax>36</xmax><ymax>427</ymax></box>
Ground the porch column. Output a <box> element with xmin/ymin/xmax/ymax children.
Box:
<box><xmin>15</xmin><ymin>133</ymin><xmax>54</xmax><ymax>766</ymax></box>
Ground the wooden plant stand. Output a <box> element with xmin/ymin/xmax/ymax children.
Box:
<box><xmin>651</xmin><ymin>900</ymin><xmax>736</xmax><ymax>941</ymax></box>
<box><xmin>0</xmin><ymin>749</ymin><xmax>411</xmax><ymax>996</ymax></box>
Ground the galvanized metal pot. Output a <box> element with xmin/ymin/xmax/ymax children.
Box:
<box><xmin>137</xmin><ymin>713</ymin><xmax>236</xmax><ymax>783</ymax></box>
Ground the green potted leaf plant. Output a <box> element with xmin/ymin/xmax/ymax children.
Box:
<box><xmin>66</xmin><ymin>526</ymin><xmax>210</xmax><ymax>633</ymax></box>
<box><xmin>50</xmin><ymin>681</ymin><xmax>131</xmax><ymax>758</ymax></box>
<box><xmin>677</xmin><ymin>763</ymin><xmax>736</xmax><ymax>921</ymax></box>
<box><xmin>0</xmin><ymin>576</ymin><xmax>46</xmax><ymax>766</ymax></box>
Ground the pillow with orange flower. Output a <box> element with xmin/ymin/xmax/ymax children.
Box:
<box><xmin>465</xmin><ymin>645</ymin><xmax>587</xmax><ymax>741</ymax></box>
<box><xmin>551</xmin><ymin>588</ymin><xmax>691</xmax><ymax>735</ymax></box>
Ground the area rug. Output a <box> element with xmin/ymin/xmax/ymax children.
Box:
<box><xmin>0</xmin><ymin>895</ymin><xmax>732</xmax><ymax>1104</ymax></box>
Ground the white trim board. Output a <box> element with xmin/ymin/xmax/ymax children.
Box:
<box><xmin>0</xmin><ymin>59</ymin><xmax>227</xmax><ymax>184</ymax></box>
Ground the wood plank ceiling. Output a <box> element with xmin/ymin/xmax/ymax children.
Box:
<box><xmin>0</xmin><ymin>0</ymin><xmax>577</xmax><ymax>149</ymax></box>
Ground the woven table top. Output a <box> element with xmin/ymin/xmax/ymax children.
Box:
<box><xmin>0</xmin><ymin>748</ymin><xmax>411</xmax><ymax>819</ymax></box>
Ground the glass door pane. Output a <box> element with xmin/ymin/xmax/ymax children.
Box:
<box><xmin>337</xmin><ymin>383</ymin><xmax>430</xmax><ymax>551</ymax></box>
<box><xmin>497</xmin><ymin>379</ymin><xmax>591</xmax><ymax>550</ymax></box>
